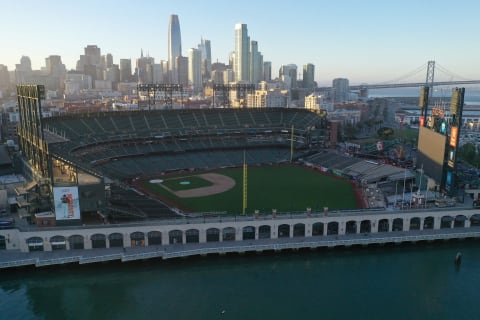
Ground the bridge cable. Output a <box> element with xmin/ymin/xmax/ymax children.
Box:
<box><xmin>435</xmin><ymin>63</ymin><xmax>473</xmax><ymax>81</ymax></box>
<box><xmin>375</xmin><ymin>63</ymin><xmax>426</xmax><ymax>85</ymax></box>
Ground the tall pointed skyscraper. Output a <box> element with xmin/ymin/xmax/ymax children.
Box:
<box><xmin>234</xmin><ymin>23</ymin><xmax>250</xmax><ymax>82</ymax></box>
<box><xmin>168</xmin><ymin>14</ymin><xmax>182</xmax><ymax>84</ymax></box>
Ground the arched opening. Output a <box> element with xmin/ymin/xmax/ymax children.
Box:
<box><xmin>393</xmin><ymin>218</ymin><xmax>403</xmax><ymax>231</ymax></box>
<box><xmin>440</xmin><ymin>216</ymin><xmax>454</xmax><ymax>229</ymax></box>
<box><xmin>206</xmin><ymin>228</ymin><xmax>220</xmax><ymax>242</ymax></box>
<box><xmin>424</xmin><ymin>216</ymin><xmax>434</xmax><ymax>229</ymax></box>
<box><xmin>169</xmin><ymin>230</ymin><xmax>183</xmax><ymax>244</ymax></box>
<box><xmin>109</xmin><ymin>233</ymin><xmax>124</xmax><ymax>248</ymax></box>
<box><xmin>90</xmin><ymin>234</ymin><xmax>106</xmax><ymax>248</ymax></box>
<box><xmin>258</xmin><ymin>225</ymin><xmax>271</xmax><ymax>239</ymax></box>
<box><xmin>378</xmin><ymin>219</ymin><xmax>389</xmax><ymax>232</ymax></box>
<box><xmin>223</xmin><ymin>227</ymin><xmax>236</xmax><ymax>241</ymax></box>
<box><xmin>360</xmin><ymin>220</ymin><xmax>371</xmax><ymax>233</ymax></box>
<box><xmin>27</xmin><ymin>236</ymin><xmax>43</xmax><ymax>252</ymax></box>
<box><xmin>410</xmin><ymin>217</ymin><xmax>421</xmax><ymax>230</ymax></box>
<box><xmin>454</xmin><ymin>215</ymin><xmax>467</xmax><ymax>228</ymax></box>
<box><xmin>293</xmin><ymin>223</ymin><xmax>305</xmax><ymax>237</ymax></box>
<box><xmin>278</xmin><ymin>224</ymin><xmax>290</xmax><ymax>238</ymax></box>
<box><xmin>69</xmin><ymin>235</ymin><xmax>84</xmax><ymax>250</ymax></box>
<box><xmin>186</xmin><ymin>229</ymin><xmax>199</xmax><ymax>243</ymax></box>
<box><xmin>130</xmin><ymin>232</ymin><xmax>145</xmax><ymax>247</ymax></box>
<box><xmin>327</xmin><ymin>222</ymin><xmax>338</xmax><ymax>235</ymax></box>
<box><xmin>345</xmin><ymin>220</ymin><xmax>357</xmax><ymax>234</ymax></box>
<box><xmin>312</xmin><ymin>222</ymin><xmax>324</xmax><ymax>236</ymax></box>
<box><xmin>0</xmin><ymin>235</ymin><xmax>5</xmax><ymax>250</ymax></box>
<box><xmin>242</xmin><ymin>226</ymin><xmax>255</xmax><ymax>240</ymax></box>
<box><xmin>50</xmin><ymin>235</ymin><xmax>67</xmax><ymax>250</ymax></box>
<box><xmin>470</xmin><ymin>214</ymin><xmax>480</xmax><ymax>227</ymax></box>
<box><xmin>147</xmin><ymin>231</ymin><xmax>162</xmax><ymax>246</ymax></box>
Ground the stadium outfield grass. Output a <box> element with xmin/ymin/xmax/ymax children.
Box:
<box><xmin>143</xmin><ymin>165</ymin><xmax>358</xmax><ymax>215</ymax></box>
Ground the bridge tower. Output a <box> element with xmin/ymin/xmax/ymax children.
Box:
<box><xmin>425</xmin><ymin>60</ymin><xmax>435</xmax><ymax>100</ymax></box>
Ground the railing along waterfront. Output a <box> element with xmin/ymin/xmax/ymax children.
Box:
<box><xmin>3</xmin><ymin>226</ymin><xmax>480</xmax><ymax>270</ymax></box>
<box><xmin>0</xmin><ymin>258</ymin><xmax>38</xmax><ymax>268</ymax></box>
<box><xmin>80</xmin><ymin>253</ymin><xmax>123</xmax><ymax>264</ymax></box>
<box><xmin>157</xmin><ymin>230</ymin><xmax>480</xmax><ymax>259</ymax></box>
<box><xmin>35</xmin><ymin>256</ymin><xmax>82</xmax><ymax>267</ymax></box>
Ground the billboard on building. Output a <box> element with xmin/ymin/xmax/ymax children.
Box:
<box><xmin>53</xmin><ymin>186</ymin><xmax>80</xmax><ymax>220</ymax></box>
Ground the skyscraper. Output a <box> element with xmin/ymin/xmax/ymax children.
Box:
<box><xmin>15</xmin><ymin>56</ymin><xmax>33</xmax><ymax>83</ymax></box>
<box><xmin>119</xmin><ymin>59</ymin><xmax>132</xmax><ymax>82</ymax></box>
<box><xmin>45</xmin><ymin>55</ymin><xmax>64</xmax><ymax>75</ymax></box>
<box><xmin>77</xmin><ymin>45</ymin><xmax>101</xmax><ymax>71</ymax></box>
<box><xmin>168</xmin><ymin>14</ymin><xmax>182</xmax><ymax>84</ymax></box>
<box><xmin>136</xmin><ymin>50</ymin><xmax>154</xmax><ymax>84</ymax></box>
<box><xmin>104</xmin><ymin>53</ymin><xmax>113</xmax><ymax>68</ymax></box>
<box><xmin>249</xmin><ymin>40</ymin><xmax>263</xmax><ymax>84</ymax></box>
<box><xmin>234</xmin><ymin>23</ymin><xmax>250</xmax><ymax>82</ymax></box>
<box><xmin>332</xmin><ymin>78</ymin><xmax>350</xmax><ymax>102</ymax></box>
<box><xmin>45</xmin><ymin>55</ymin><xmax>66</xmax><ymax>91</ymax></box>
<box><xmin>188</xmin><ymin>48</ymin><xmax>202</xmax><ymax>94</ymax></box>
<box><xmin>76</xmin><ymin>45</ymin><xmax>102</xmax><ymax>87</ymax></box>
<box><xmin>0</xmin><ymin>64</ymin><xmax>10</xmax><ymax>89</ymax></box>
<box><xmin>279</xmin><ymin>64</ymin><xmax>297</xmax><ymax>89</ymax></box>
<box><xmin>263</xmin><ymin>61</ymin><xmax>272</xmax><ymax>82</ymax></box>
<box><xmin>176</xmin><ymin>56</ymin><xmax>188</xmax><ymax>87</ymax></box>
<box><xmin>303</xmin><ymin>63</ymin><xmax>315</xmax><ymax>89</ymax></box>
<box><xmin>198</xmin><ymin>38</ymin><xmax>212</xmax><ymax>82</ymax></box>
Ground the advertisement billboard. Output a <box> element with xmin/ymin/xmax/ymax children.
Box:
<box><xmin>53</xmin><ymin>186</ymin><xmax>80</xmax><ymax>220</ymax></box>
<box><xmin>450</xmin><ymin>126</ymin><xmax>458</xmax><ymax>148</ymax></box>
<box><xmin>417</xmin><ymin>126</ymin><xmax>447</xmax><ymax>184</ymax></box>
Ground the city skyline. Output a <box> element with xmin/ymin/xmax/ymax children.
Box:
<box><xmin>2</xmin><ymin>0</ymin><xmax>480</xmax><ymax>85</ymax></box>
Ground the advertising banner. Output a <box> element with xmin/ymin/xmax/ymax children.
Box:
<box><xmin>419</xmin><ymin>116</ymin><xmax>424</xmax><ymax>127</ymax></box>
<box><xmin>53</xmin><ymin>187</ymin><xmax>80</xmax><ymax>220</ymax></box>
<box><xmin>450</xmin><ymin>126</ymin><xmax>458</xmax><ymax>148</ymax></box>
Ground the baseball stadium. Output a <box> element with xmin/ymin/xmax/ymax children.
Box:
<box><xmin>4</xmin><ymin>85</ymin><xmax>480</xmax><ymax>263</ymax></box>
<box><xmin>12</xmin><ymin>85</ymin><xmax>421</xmax><ymax>229</ymax></box>
<box><xmin>38</xmin><ymin>104</ymin><xmax>364</xmax><ymax>223</ymax></box>
<box><xmin>13</xmin><ymin>82</ymin><xmax>428</xmax><ymax>230</ymax></box>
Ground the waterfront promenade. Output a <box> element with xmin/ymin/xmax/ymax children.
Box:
<box><xmin>1</xmin><ymin>227</ymin><xmax>479</xmax><ymax>270</ymax></box>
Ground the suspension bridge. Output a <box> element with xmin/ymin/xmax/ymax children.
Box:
<box><xmin>320</xmin><ymin>61</ymin><xmax>480</xmax><ymax>91</ymax></box>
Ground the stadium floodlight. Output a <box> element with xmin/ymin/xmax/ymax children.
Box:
<box><xmin>419</xmin><ymin>86</ymin><xmax>429</xmax><ymax>110</ymax></box>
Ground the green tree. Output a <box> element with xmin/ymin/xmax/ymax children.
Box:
<box><xmin>460</xmin><ymin>143</ymin><xmax>476</xmax><ymax>164</ymax></box>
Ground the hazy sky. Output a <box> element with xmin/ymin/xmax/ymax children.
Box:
<box><xmin>2</xmin><ymin>0</ymin><xmax>480</xmax><ymax>85</ymax></box>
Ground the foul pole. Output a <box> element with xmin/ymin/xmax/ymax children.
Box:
<box><xmin>290</xmin><ymin>125</ymin><xmax>294</xmax><ymax>163</ymax></box>
<box><xmin>242</xmin><ymin>150</ymin><xmax>248</xmax><ymax>215</ymax></box>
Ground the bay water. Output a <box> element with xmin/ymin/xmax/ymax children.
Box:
<box><xmin>1</xmin><ymin>240</ymin><xmax>480</xmax><ymax>320</ymax></box>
